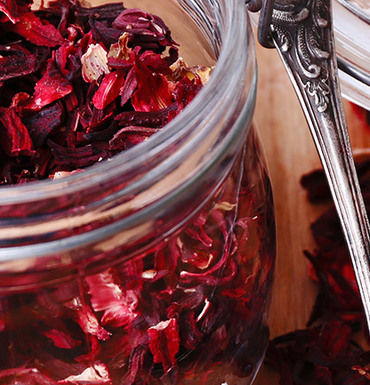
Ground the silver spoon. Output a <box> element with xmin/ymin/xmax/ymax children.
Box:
<box><xmin>247</xmin><ymin>0</ymin><xmax>370</xmax><ymax>330</ymax></box>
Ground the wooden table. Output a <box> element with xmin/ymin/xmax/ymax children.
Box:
<box><xmin>253</xmin><ymin>43</ymin><xmax>370</xmax><ymax>384</ymax></box>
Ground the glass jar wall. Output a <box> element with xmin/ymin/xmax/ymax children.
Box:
<box><xmin>0</xmin><ymin>0</ymin><xmax>276</xmax><ymax>384</ymax></box>
<box><xmin>334</xmin><ymin>0</ymin><xmax>370</xmax><ymax>110</ymax></box>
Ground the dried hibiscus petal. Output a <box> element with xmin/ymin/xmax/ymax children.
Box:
<box><xmin>48</xmin><ymin>140</ymin><xmax>110</xmax><ymax>169</ymax></box>
<box><xmin>131</xmin><ymin>57</ymin><xmax>173</xmax><ymax>112</ymax></box>
<box><xmin>42</xmin><ymin>328</ymin><xmax>81</xmax><ymax>349</ymax></box>
<box><xmin>0</xmin><ymin>106</ymin><xmax>35</xmax><ymax>156</ymax></box>
<box><xmin>69</xmin><ymin>300</ymin><xmax>111</xmax><ymax>341</ymax></box>
<box><xmin>112</xmin><ymin>8</ymin><xmax>176</xmax><ymax>52</ymax></box>
<box><xmin>0</xmin><ymin>50</ymin><xmax>39</xmax><ymax>81</ymax></box>
<box><xmin>108</xmin><ymin>125</ymin><xmax>159</xmax><ymax>150</ymax></box>
<box><xmin>0</xmin><ymin>0</ymin><xmax>19</xmax><ymax>23</ymax></box>
<box><xmin>8</xmin><ymin>8</ymin><xmax>64</xmax><ymax>47</ymax></box>
<box><xmin>115</xmin><ymin>103</ymin><xmax>177</xmax><ymax>128</ymax></box>
<box><xmin>119</xmin><ymin>66</ymin><xmax>137</xmax><ymax>106</ymax></box>
<box><xmin>25</xmin><ymin>59</ymin><xmax>73</xmax><ymax>111</ymax></box>
<box><xmin>81</xmin><ymin>43</ymin><xmax>110</xmax><ymax>83</ymax></box>
<box><xmin>0</xmin><ymin>367</ymin><xmax>58</xmax><ymax>384</ymax></box>
<box><xmin>92</xmin><ymin>71</ymin><xmax>126</xmax><ymax>110</ymax></box>
<box><xmin>24</xmin><ymin>102</ymin><xmax>64</xmax><ymax>147</ymax></box>
<box><xmin>86</xmin><ymin>271</ymin><xmax>138</xmax><ymax>327</ymax></box>
<box><xmin>147</xmin><ymin>318</ymin><xmax>180</xmax><ymax>371</ymax></box>
<box><xmin>59</xmin><ymin>363</ymin><xmax>112</xmax><ymax>384</ymax></box>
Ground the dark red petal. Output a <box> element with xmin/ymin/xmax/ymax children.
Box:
<box><xmin>319</xmin><ymin>321</ymin><xmax>352</xmax><ymax>357</ymax></box>
<box><xmin>139</xmin><ymin>50</ymin><xmax>172</xmax><ymax>76</ymax></box>
<box><xmin>112</xmin><ymin>8</ymin><xmax>176</xmax><ymax>52</ymax></box>
<box><xmin>0</xmin><ymin>53</ymin><xmax>37</xmax><ymax>81</ymax></box>
<box><xmin>86</xmin><ymin>272</ymin><xmax>138</xmax><ymax>327</ymax></box>
<box><xmin>25</xmin><ymin>60</ymin><xmax>73</xmax><ymax>110</ymax></box>
<box><xmin>178</xmin><ymin>311</ymin><xmax>203</xmax><ymax>350</ymax></box>
<box><xmin>114</xmin><ymin>103</ymin><xmax>177</xmax><ymax>128</ymax></box>
<box><xmin>172</xmin><ymin>76</ymin><xmax>202</xmax><ymax>113</ymax></box>
<box><xmin>48</xmin><ymin>140</ymin><xmax>110</xmax><ymax>169</ymax></box>
<box><xmin>0</xmin><ymin>107</ymin><xmax>35</xmax><ymax>157</ymax></box>
<box><xmin>24</xmin><ymin>102</ymin><xmax>64</xmax><ymax>147</ymax></box>
<box><xmin>120</xmin><ymin>66</ymin><xmax>137</xmax><ymax>106</ymax></box>
<box><xmin>148</xmin><ymin>318</ymin><xmax>180</xmax><ymax>371</ymax></box>
<box><xmin>89</xmin><ymin>19</ymin><xmax>122</xmax><ymax>49</ymax></box>
<box><xmin>55</xmin><ymin>42</ymin><xmax>78</xmax><ymax>77</ymax></box>
<box><xmin>73</xmin><ymin>2</ymin><xmax>125</xmax><ymax>22</ymax></box>
<box><xmin>0</xmin><ymin>367</ymin><xmax>58</xmax><ymax>384</ymax></box>
<box><xmin>0</xmin><ymin>0</ymin><xmax>19</xmax><ymax>23</ymax></box>
<box><xmin>109</xmin><ymin>125</ymin><xmax>158</xmax><ymax>151</ymax></box>
<box><xmin>131</xmin><ymin>58</ymin><xmax>173</xmax><ymax>112</ymax></box>
<box><xmin>73</xmin><ymin>303</ymin><xmax>111</xmax><ymax>341</ymax></box>
<box><xmin>42</xmin><ymin>328</ymin><xmax>81</xmax><ymax>349</ymax></box>
<box><xmin>112</xmin><ymin>8</ymin><xmax>154</xmax><ymax>30</ymax></box>
<box><xmin>8</xmin><ymin>8</ymin><xmax>64</xmax><ymax>47</ymax></box>
<box><xmin>92</xmin><ymin>71</ymin><xmax>126</xmax><ymax>110</ymax></box>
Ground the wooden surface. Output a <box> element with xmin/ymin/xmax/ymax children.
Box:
<box><xmin>252</xmin><ymin>43</ymin><xmax>370</xmax><ymax>384</ymax></box>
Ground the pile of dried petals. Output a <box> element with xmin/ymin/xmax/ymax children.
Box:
<box><xmin>265</xmin><ymin>104</ymin><xmax>370</xmax><ymax>385</ymax></box>
<box><xmin>0</xmin><ymin>0</ymin><xmax>210</xmax><ymax>184</ymax></box>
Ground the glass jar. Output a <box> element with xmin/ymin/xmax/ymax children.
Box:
<box><xmin>0</xmin><ymin>0</ymin><xmax>275</xmax><ymax>384</ymax></box>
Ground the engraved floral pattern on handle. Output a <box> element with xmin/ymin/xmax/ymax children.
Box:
<box><xmin>271</xmin><ymin>0</ymin><xmax>332</xmax><ymax>112</ymax></box>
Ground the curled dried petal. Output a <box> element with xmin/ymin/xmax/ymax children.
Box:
<box><xmin>8</xmin><ymin>8</ymin><xmax>64</xmax><ymax>47</ymax></box>
<box><xmin>131</xmin><ymin>57</ymin><xmax>173</xmax><ymax>112</ymax></box>
<box><xmin>92</xmin><ymin>71</ymin><xmax>126</xmax><ymax>110</ymax></box>
<box><xmin>25</xmin><ymin>60</ymin><xmax>73</xmax><ymax>111</ymax></box>
<box><xmin>81</xmin><ymin>43</ymin><xmax>109</xmax><ymax>83</ymax></box>
<box><xmin>0</xmin><ymin>0</ymin><xmax>19</xmax><ymax>23</ymax></box>
<box><xmin>148</xmin><ymin>318</ymin><xmax>180</xmax><ymax>371</ymax></box>
<box><xmin>60</xmin><ymin>362</ymin><xmax>111</xmax><ymax>384</ymax></box>
<box><xmin>0</xmin><ymin>107</ymin><xmax>35</xmax><ymax>157</ymax></box>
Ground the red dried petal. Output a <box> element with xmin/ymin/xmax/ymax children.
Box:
<box><xmin>0</xmin><ymin>51</ymin><xmax>40</xmax><ymax>81</ymax></box>
<box><xmin>139</xmin><ymin>50</ymin><xmax>172</xmax><ymax>76</ymax></box>
<box><xmin>24</xmin><ymin>102</ymin><xmax>64</xmax><ymax>146</ymax></box>
<box><xmin>55</xmin><ymin>42</ymin><xmax>78</xmax><ymax>77</ymax></box>
<box><xmin>131</xmin><ymin>58</ymin><xmax>173</xmax><ymax>112</ymax></box>
<box><xmin>112</xmin><ymin>8</ymin><xmax>176</xmax><ymax>52</ymax></box>
<box><xmin>109</xmin><ymin>125</ymin><xmax>158</xmax><ymax>151</ymax></box>
<box><xmin>0</xmin><ymin>0</ymin><xmax>19</xmax><ymax>23</ymax></box>
<box><xmin>319</xmin><ymin>321</ymin><xmax>352</xmax><ymax>357</ymax></box>
<box><xmin>172</xmin><ymin>76</ymin><xmax>202</xmax><ymax>113</ymax></box>
<box><xmin>74</xmin><ymin>303</ymin><xmax>111</xmax><ymax>341</ymax></box>
<box><xmin>89</xmin><ymin>19</ymin><xmax>122</xmax><ymax>49</ymax></box>
<box><xmin>86</xmin><ymin>272</ymin><xmax>138</xmax><ymax>327</ymax></box>
<box><xmin>8</xmin><ymin>8</ymin><xmax>64</xmax><ymax>47</ymax></box>
<box><xmin>49</xmin><ymin>140</ymin><xmax>109</xmax><ymax>169</ymax></box>
<box><xmin>178</xmin><ymin>311</ymin><xmax>203</xmax><ymax>350</ymax></box>
<box><xmin>120</xmin><ymin>66</ymin><xmax>137</xmax><ymax>106</ymax></box>
<box><xmin>115</xmin><ymin>103</ymin><xmax>176</xmax><ymax>128</ymax></box>
<box><xmin>147</xmin><ymin>318</ymin><xmax>180</xmax><ymax>371</ymax></box>
<box><xmin>26</xmin><ymin>60</ymin><xmax>73</xmax><ymax>110</ymax></box>
<box><xmin>92</xmin><ymin>71</ymin><xmax>126</xmax><ymax>110</ymax></box>
<box><xmin>42</xmin><ymin>328</ymin><xmax>81</xmax><ymax>349</ymax></box>
<box><xmin>59</xmin><ymin>363</ymin><xmax>112</xmax><ymax>384</ymax></box>
<box><xmin>0</xmin><ymin>367</ymin><xmax>58</xmax><ymax>385</ymax></box>
<box><xmin>0</xmin><ymin>107</ymin><xmax>35</xmax><ymax>157</ymax></box>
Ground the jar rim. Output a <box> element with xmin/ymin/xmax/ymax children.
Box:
<box><xmin>0</xmin><ymin>0</ymin><xmax>256</xmax><ymax>206</ymax></box>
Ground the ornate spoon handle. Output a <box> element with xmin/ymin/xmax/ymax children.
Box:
<box><xmin>264</xmin><ymin>0</ymin><xmax>370</xmax><ymax>329</ymax></box>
